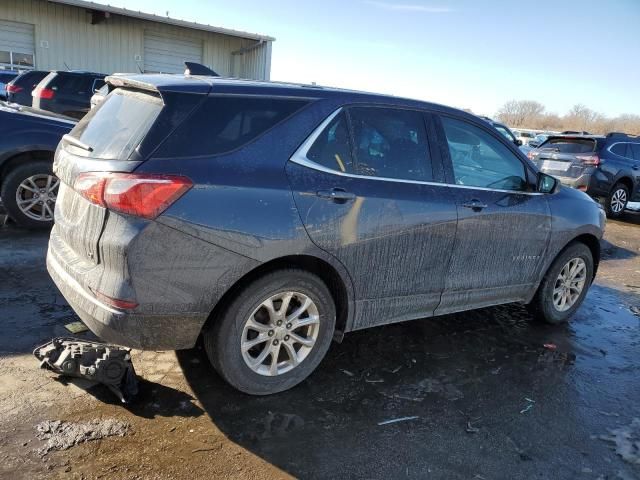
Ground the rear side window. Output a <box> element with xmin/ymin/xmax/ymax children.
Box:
<box><xmin>348</xmin><ymin>107</ymin><xmax>432</xmax><ymax>181</ymax></box>
<box><xmin>610</xmin><ymin>143</ymin><xmax>630</xmax><ymax>158</ymax></box>
<box><xmin>14</xmin><ymin>70</ymin><xmax>47</xmax><ymax>89</ymax></box>
<box><xmin>631</xmin><ymin>143</ymin><xmax>640</xmax><ymax>161</ymax></box>
<box><xmin>155</xmin><ymin>96</ymin><xmax>310</xmax><ymax>157</ymax></box>
<box><xmin>307</xmin><ymin>112</ymin><xmax>354</xmax><ymax>173</ymax></box>
<box><xmin>67</xmin><ymin>88</ymin><xmax>163</xmax><ymax>159</ymax></box>
<box><xmin>540</xmin><ymin>138</ymin><xmax>597</xmax><ymax>154</ymax></box>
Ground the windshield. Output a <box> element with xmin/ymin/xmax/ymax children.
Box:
<box><xmin>68</xmin><ymin>88</ymin><xmax>162</xmax><ymax>159</ymax></box>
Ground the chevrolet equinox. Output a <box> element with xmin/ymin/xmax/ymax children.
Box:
<box><xmin>47</xmin><ymin>74</ymin><xmax>605</xmax><ymax>394</ymax></box>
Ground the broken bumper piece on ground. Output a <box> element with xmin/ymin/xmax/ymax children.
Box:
<box><xmin>33</xmin><ymin>337</ymin><xmax>139</xmax><ymax>403</ymax></box>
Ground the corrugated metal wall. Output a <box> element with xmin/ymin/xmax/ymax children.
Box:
<box><xmin>0</xmin><ymin>0</ymin><xmax>272</xmax><ymax>79</ymax></box>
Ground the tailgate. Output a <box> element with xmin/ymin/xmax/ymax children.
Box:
<box><xmin>50</xmin><ymin>87</ymin><xmax>164</xmax><ymax>266</ymax></box>
<box><xmin>532</xmin><ymin>137</ymin><xmax>599</xmax><ymax>178</ymax></box>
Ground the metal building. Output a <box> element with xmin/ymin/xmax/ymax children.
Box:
<box><xmin>0</xmin><ymin>0</ymin><xmax>274</xmax><ymax>79</ymax></box>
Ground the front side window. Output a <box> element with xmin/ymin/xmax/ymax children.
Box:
<box><xmin>441</xmin><ymin>116</ymin><xmax>528</xmax><ymax>191</ymax></box>
<box><xmin>494</xmin><ymin>125</ymin><xmax>515</xmax><ymax>142</ymax></box>
<box><xmin>348</xmin><ymin>107</ymin><xmax>432</xmax><ymax>181</ymax></box>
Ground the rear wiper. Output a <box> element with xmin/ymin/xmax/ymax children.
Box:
<box><xmin>62</xmin><ymin>134</ymin><xmax>93</xmax><ymax>152</ymax></box>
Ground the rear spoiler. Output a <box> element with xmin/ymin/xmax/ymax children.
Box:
<box><xmin>105</xmin><ymin>75</ymin><xmax>160</xmax><ymax>93</ymax></box>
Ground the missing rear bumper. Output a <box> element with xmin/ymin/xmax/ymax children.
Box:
<box><xmin>33</xmin><ymin>337</ymin><xmax>138</xmax><ymax>403</ymax></box>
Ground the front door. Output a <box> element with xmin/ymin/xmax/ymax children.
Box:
<box><xmin>286</xmin><ymin>106</ymin><xmax>458</xmax><ymax>330</ymax></box>
<box><xmin>434</xmin><ymin>114</ymin><xmax>551</xmax><ymax>314</ymax></box>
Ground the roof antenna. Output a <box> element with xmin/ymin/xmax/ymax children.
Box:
<box><xmin>63</xmin><ymin>62</ymin><xmax>71</xmax><ymax>71</ymax></box>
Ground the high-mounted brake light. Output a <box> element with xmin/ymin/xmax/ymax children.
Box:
<box><xmin>575</xmin><ymin>154</ymin><xmax>600</xmax><ymax>166</ymax></box>
<box><xmin>74</xmin><ymin>172</ymin><xmax>192</xmax><ymax>219</ymax></box>
<box><xmin>6</xmin><ymin>84</ymin><xmax>22</xmax><ymax>94</ymax></box>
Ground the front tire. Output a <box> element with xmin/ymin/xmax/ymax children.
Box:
<box><xmin>527</xmin><ymin>243</ymin><xmax>594</xmax><ymax>324</ymax></box>
<box><xmin>1</xmin><ymin>160</ymin><xmax>58</xmax><ymax>229</ymax></box>
<box><xmin>204</xmin><ymin>269</ymin><xmax>336</xmax><ymax>395</ymax></box>
<box><xmin>606</xmin><ymin>183</ymin><xmax>629</xmax><ymax>219</ymax></box>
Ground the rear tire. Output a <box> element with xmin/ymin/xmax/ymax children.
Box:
<box><xmin>204</xmin><ymin>269</ymin><xmax>336</xmax><ymax>395</ymax></box>
<box><xmin>527</xmin><ymin>243</ymin><xmax>593</xmax><ymax>324</ymax></box>
<box><xmin>1</xmin><ymin>160</ymin><xmax>57</xmax><ymax>229</ymax></box>
<box><xmin>605</xmin><ymin>183</ymin><xmax>629</xmax><ymax>218</ymax></box>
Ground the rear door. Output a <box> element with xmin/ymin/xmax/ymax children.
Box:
<box><xmin>434</xmin><ymin>114</ymin><xmax>551</xmax><ymax>314</ymax></box>
<box><xmin>287</xmin><ymin>106</ymin><xmax>458</xmax><ymax>330</ymax></box>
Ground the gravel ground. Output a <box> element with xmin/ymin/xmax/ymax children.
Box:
<box><xmin>1</xmin><ymin>210</ymin><xmax>639</xmax><ymax>480</ymax></box>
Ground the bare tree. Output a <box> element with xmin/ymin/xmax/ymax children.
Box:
<box><xmin>493</xmin><ymin>100</ymin><xmax>640</xmax><ymax>135</ymax></box>
<box><xmin>496</xmin><ymin>100</ymin><xmax>546</xmax><ymax>127</ymax></box>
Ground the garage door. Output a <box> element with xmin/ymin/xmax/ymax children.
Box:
<box><xmin>0</xmin><ymin>20</ymin><xmax>35</xmax><ymax>70</ymax></box>
<box><xmin>144</xmin><ymin>32</ymin><xmax>203</xmax><ymax>74</ymax></box>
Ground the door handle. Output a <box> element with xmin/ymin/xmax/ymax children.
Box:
<box><xmin>462</xmin><ymin>199</ymin><xmax>488</xmax><ymax>211</ymax></box>
<box><xmin>316</xmin><ymin>188</ymin><xmax>356</xmax><ymax>202</ymax></box>
<box><xmin>633</xmin><ymin>164</ymin><xmax>640</xmax><ymax>170</ymax></box>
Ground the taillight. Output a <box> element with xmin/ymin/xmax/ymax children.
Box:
<box><xmin>6</xmin><ymin>84</ymin><xmax>22</xmax><ymax>94</ymax></box>
<box><xmin>33</xmin><ymin>87</ymin><xmax>55</xmax><ymax>99</ymax></box>
<box><xmin>575</xmin><ymin>154</ymin><xmax>600</xmax><ymax>166</ymax></box>
<box><xmin>527</xmin><ymin>150</ymin><xmax>538</xmax><ymax>160</ymax></box>
<box><xmin>74</xmin><ymin>172</ymin><xmax>192</xmax><ymax>219</ymax></box>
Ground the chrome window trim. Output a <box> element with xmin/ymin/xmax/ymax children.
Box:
<box><xmin>289</xmin><ymin>107</ymin><xmax>545</xmax><ymax>196</ymax></box>
<box><xmin>607</xmin><ymin>141</ymin><xmax>640</xmax><ymax>161</ymax></box>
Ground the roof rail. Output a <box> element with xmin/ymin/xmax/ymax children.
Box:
<box><xmin>606</xmin><ymin>132</ymin><xmax>637</xmax><ymax>138</ymax></box>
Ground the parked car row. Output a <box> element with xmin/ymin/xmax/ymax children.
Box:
<box><xmin>0</xmin><ymin>101</ymin><xmax>75</xmax><ymax>227</ymax></box>
<box><xmin>528</xmin><ymin>132</ymin><xmax>640</xmax><ymax>218</ymax></box>
<box><xmin>0</xmin><ymin>70</ymin><xmax>19</xmax><ymax>100</ymax></box>
<box><xmin>6</xmin><ymin>69</ymin><xmax>106</xmax><ymax>118</ymax></box>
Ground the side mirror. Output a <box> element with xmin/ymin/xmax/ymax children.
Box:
<box><xmin>515</xmin><ymin>139</ymin><xmax>523</xmax><ymax>146</ymax></box>
<box><xmin>537</xmin><ymin>172</ymin><xmax>558</xmax><ymax>194</ymax></box>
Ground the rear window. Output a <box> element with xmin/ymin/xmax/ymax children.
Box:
<box><xmin>155</xmin><ymin>96</ymin><xmax>310</xmax><ymax>157</ymax></box>
<box><xmin>539</xmin><ymin>138</ymin><xmax>597</xmax><ymax>154</ymax></box>
<box><xmin>67</xmin><ymin>88</ymin><xmax>163</xmax><ymax>159</ymax></box>
<box><xmin>14</xmin><ymin>70</ymin><xmax>47</xmax><ymax>88</ymax></box>
<box><xmin>49</xmin><ymin>73</ymin><xmax>96</xmax><ymax>94</ymax></box>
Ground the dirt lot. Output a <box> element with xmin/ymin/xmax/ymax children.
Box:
<box><xmin>1</xmin><ymin>211</ymin><xmax>639</xmax><ymax>480</ymax></box>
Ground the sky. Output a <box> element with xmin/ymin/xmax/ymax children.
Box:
<box><xmin>98</xmin><ymin>0</ymin><xmax>639</xmax><ymax>117</ymax></box>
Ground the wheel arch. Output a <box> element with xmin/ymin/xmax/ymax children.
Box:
<box><xmin>613</xmin><ymin>176</ymin><xmax>633</xmax><ymax>195</ymax></box>
<box><xmin>0</xmin><ymin>149</ymin><xmax>55</xmax><ymax>184</ymax></box>
<box><xmin>202</xmin><ymin>254</ymin><xmax>353</xmax><ymax>342</ymax></box>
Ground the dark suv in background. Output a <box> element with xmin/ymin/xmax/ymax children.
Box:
<box><xmin>32</xmin><ymin>71</ymin><xmax>106</xmax><ymax>119</ymax></box>
<box><xmin>5</xmin><ymin>70</ymin><xmax>48</xmax><ymax>105</ymax></box>
<box><xmin>529</xmin><ymin>133</ymin><xmax>640</xmax><ymax>217</ymax></box>
<box><xmin>48</xmin><ymin>74</ymin><xmax>604</xmax><ymax>395</ymax></box>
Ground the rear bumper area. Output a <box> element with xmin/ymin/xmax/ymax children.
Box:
<box><xmin>554</xmin><ymin>173</ymin><xmax>592</xmax><ymax>191</ymax></box>
<box><xmin>47</xmin><ymin>245</ymin><xmax>205</xmax><ymax>350</ymax></box>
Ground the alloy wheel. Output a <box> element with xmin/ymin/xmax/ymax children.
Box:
<box><xmin>241</xmin><ymin>291</ymin><xmax>320</xmax><ymax>376</ymax></box>
<box><xmin>15</xmin><ymin>174</ymin><xmax>59</xmax><ymax>222</ymax></box>
<box><xmin>610</xmin><ymin>188</ymin><xmax>627</xmax><ymax>214</ymax></box>
<box><xmin>552</xmin><ymin>257</ymin><xmax>587</xmax><ymax>312</ymax></box>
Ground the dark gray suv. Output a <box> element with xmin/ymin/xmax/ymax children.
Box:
<box><xmin>47</xmin><ymin>74</ymin><xmax>605</xmax><ymax>395</ymax></box>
